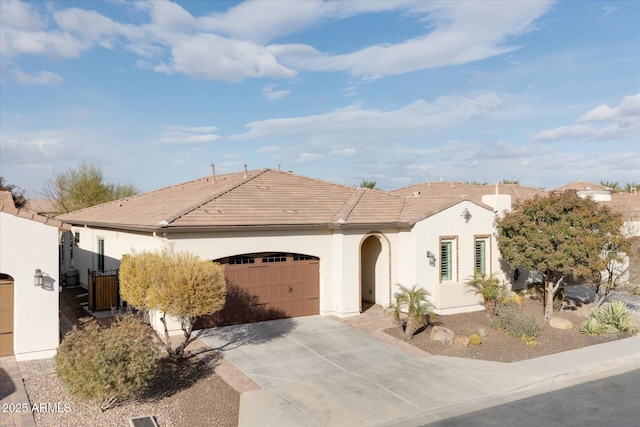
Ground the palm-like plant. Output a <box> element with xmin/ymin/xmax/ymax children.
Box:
<box><xmin>385</xmin><ymin>284</ymin><xmax>434</xmax><ymax>339</ymax></box>
<box><xmin>465</xmin><ymin>272</ymin><xmax>503</xmax><ymax>315</ymax></box>
<box><xmin>600</xmin><ymin>181</ymin><xmax>622</xmax><ymax>192</ymax></box>
<box><xmin>624</xmin><ymin>182</ymin><xmax>640</xmax><ymax>193</ymax></box>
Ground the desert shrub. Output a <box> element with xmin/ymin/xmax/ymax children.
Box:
<box><xmin>491</xmin><ymin>304</ymin><xmax>542</xmax><ymax>339</ymax></box>
<box><xmin>469</xmin><ymin>334</ymin><xmax>481</xmax><ymax>346</ymax></box>
<box><xmin>478</xmin><ymin>328</ymin><xmax>487</xmax><ymax>337</ymax></box>
<box><xmin>521</xmin><ymin>335</ymin><xmax>537</xmax><ymax>347</ymax></box>
<box><xmin>580</xmin><ymin>301</ymin><xmax>638</xmax><ymax>336</ymax></box>
<box><xmin>526</xmin><ymin>282</ymin><xmax>545</xmax><ymax>300</ymax></box>
<box><xmin>55</xmin><ymin>314</ymin><xmax>159</xmax><ymax>411</ymax></box>
<box><xmin>499</xmin><ymin>291</ymin><xmax>522</xmax><ymax>308</ymax></box>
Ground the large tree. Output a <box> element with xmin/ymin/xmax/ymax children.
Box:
<box><xmin>0</xmin><ymin>176</ymin><xmax>27</xmax><ymax>208</ymax></box>
<box><xmin>41</xmin><ymin>162</ymin><xmax>138</xmax><ymax>214</ymax></box>
<box><xmin>119</xmin><ymin>248</ymin><xmax>227</xmax><ymax>361</ymax></box>
<box><xmin>497</xmin><ymin>191</ymin><xmax>627</xmax><ymax>320</ymax></box>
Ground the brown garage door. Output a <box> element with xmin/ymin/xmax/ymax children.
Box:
<box><xmin>195</xmin><ymin>253</ymin><xmax>319</xmax><ymax>328</ymax></box>
<box><xmin>0</xmin><ymin>276</ymin><xmax>14</xmax><ymax>357</ymax></box>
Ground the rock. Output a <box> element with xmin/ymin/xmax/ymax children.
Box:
<box><xmin>431</xmin><ymin>326</ymin><xmax>455</xmax><ymax>344</ymax></box>
<box><xmin>453</xmin><ymin>335</ymin><xmax>470</xmax><ymax>348</ymax></box>
<box><xmin>549</xmin><ymin>317</ymin><xmax>573</xmax><ymax>330</ymax></box>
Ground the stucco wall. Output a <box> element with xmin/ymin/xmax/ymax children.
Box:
<box><xmin>0</xmin><ymin>212</ymin><xmax>60</xmax><ymax>360</ymax></box>
<box><xmin>409</xmin><ymin>201</ymin><xmax>496</xmax><ymax>314</ymax></box>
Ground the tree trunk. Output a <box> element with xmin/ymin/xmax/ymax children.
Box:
<box><xmin>544</xmin><ymin>276</ymin><xmax>564</xmax><ymax>321</ymax></box>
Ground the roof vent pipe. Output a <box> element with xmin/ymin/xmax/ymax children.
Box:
<box><xmin>244</xmin><ymin>164</ymin><xmax>248</xmax><ymax>178</ymax></box>
<box><xmin>277</xmin><ymin>162</ymin><xmax>281</xmax><ymax>171</ymax></box>
<box><xmin>210</xmin><ymin>164</ymin><xmax>216</xmax><ymax>182</ymax></box>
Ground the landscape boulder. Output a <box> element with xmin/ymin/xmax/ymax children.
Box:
<box><xmin>431</xmin><ymin>326</ymin><xmax>455</xmax><ymax>344</ymax></box>
<box><xmin>453</xmin><ymin>335</ymin><xmax>470</xmax><ymax>348</ymax></box>
<box><xmin>549</xmin><ymin>317</ymin><xmax>573</xmax><ymax>330</ymax></box>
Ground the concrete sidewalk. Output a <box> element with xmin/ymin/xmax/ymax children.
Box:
<box><xmin>198</xmin><ymin>315</ymin><xmax>640</xmax><ymax>427</ymax></box>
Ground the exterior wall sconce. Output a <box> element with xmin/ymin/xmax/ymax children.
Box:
<box><xmin>426</xmin><ymin>251</ymin><xmax>436</xmax><ymax>267</ymax></box>
<box><xmin>461</xmin><ymin>208</ymin><xmax>472</xmax><ymax>223</ymax></box>
<box><xmin>34</xmin><ymin>269</ymin><xmax>44</xmax><ymax>286</ymax></box>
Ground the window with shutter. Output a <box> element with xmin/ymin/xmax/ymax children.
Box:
<box><xmin>97</xmin><ymin>238</ymin><xmax>105</xmax><ymax>271</ymax></box>
<box><xmin>441</xmin><ymin>241</ymin><xmax>452</xmax><ymax>281</ymax></box>
<box><xmin>475</xmin><ymin>239</ymin><xmax>486</xmax><ymax>275</ymax></box>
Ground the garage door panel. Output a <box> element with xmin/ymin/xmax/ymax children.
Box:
<box><xmin>195</xmin><ymin>254</ymin><xmax>319</xmax><ymax>328</ymax></box>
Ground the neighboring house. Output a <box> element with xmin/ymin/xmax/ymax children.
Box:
<box><xmin>25</xmin><ymin>198</ymin><xmax>59</xmax><ymax>218</ymax></box>
<box><xmin>0</xmin><ymin>191</ymin><xmax>70</xmax><ymax>360</ymax></box>
<box><xmin>57</xmin><ymin>168</ymin><xmax>543</xmax><ymax>333</ymax></box>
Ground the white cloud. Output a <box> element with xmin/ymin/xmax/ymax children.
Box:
<box><xmin>158</xmin><ymin>125</ymin><xmax>221</xmax><ymax>144</ymax></box>
<box><xmin>296</xmin><ymin>152</ymin><xmax>322</xmax><ymax>163</ymax></box>
<box><xmin>534</xmin><ymin>94</ymin><xmax>640</xmax><ymax>142</ymax></box>
<box><xmin>330</xmin><ymin>148</ymin><xmax>356</xmax><ymax>156</ymax></box>
<box><xmin>0</xmin><ymin>0</ymin><xmax>47</xmax><ymax>31</ymax></box>
<box><xmin>11</xmin><ymin>68</ymin><xmax>63</xmax><ymax>85</ymax></box>
<box><xmin>169</xmin><ymin>33</ymin><xmax>296</xmax><ymax>81</ymax></box>
<box><xmin>232</xmin><ymin>92</ymin><xmax>507</xmax><ymax>141</ymax></box>
<box><xmin>262</xmin><ymin>84</ymin><xmax>290</xmax><ymax>100</ymax></box>
<box><xmin>270</xmin><ymin>1</ymin><xmax>554</xmax><ymax>79</ymax></box>
<box><xmin>578</xmin><ymin>93</ymin><xmax>640</xmax><ymax>122</ymax></box>
<box><xmin>0</xmin><ymin>0</ymin><xmax>554</xmax><ymax>81</ymax></box>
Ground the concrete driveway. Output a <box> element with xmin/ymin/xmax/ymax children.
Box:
<box><xmin>196</xmin><ymin>315</ymin><xmax>544</xmax><ymax>427</ymax></box>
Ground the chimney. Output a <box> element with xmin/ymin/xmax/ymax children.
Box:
<box><xmin>277</xmin><ymin>162</ymin><xmax>281</xmax><ymax>171</ymax></box>
<box><xmin>244</xmin><ymin>164</ymin><xmax>248</xmax><ymax>178</ymax></box>
<box><xmin>210</xmin><ymin>164</ymin><xmax>216</xmax><ymax>182</ymax></box>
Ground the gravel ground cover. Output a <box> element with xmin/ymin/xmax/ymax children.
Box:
<box><xmin>384</xmin><ymin>297</ymin><xmax>633</xmax><ymax>363</ymax></box>
<box><xmin>24</xmin><ymin>287</ymin><xmax>240</xmax><ymax>427</ymax></box>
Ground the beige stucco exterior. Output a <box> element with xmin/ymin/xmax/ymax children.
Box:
<box><xmin>63</xmin><ymin>198</ymin><xmax>511</xmax><ymax>334</ymax></box>
<box><xmin>0</xmin><ymin>211</ymin><xmax>61</xmax><ymax>360</ymax></box>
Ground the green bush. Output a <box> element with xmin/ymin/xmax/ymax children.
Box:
<box><xmin>55</xmin><ymin>314</ymin><xmax>159</xmax><ymax>411</ymax></box>
<box><xmin>491</xmin><ymin>304</ymin><xmax>542</xmax><ymax>339</ymax></box>
<box><xmin>580</xmin><ymin>301</ymin><xmax>638</xmax><ymax>336</ymax></box>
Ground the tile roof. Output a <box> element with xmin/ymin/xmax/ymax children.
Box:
<box><xmin>57</xmin><ymin>169</ymin><xmax>499</xmax><ymax>231</ymax></box>
<box><xmin>25</xmin><ymin>199</ymin><xmax>58</xmax><ymax>215</ymax></box>
<box><xmin>552</xmin><ymin>180</ymin><xmax>612</xmax><ymax>192</ymax></box>
<box><xmin>390</xmin><ymin>182</ymin><xmax>545</xmax><ymax>205</ymax></box>
<box><xmin>0</xmin><ymin>204</ymin><xmax>71</xmax><ymax>231</ymax></box>
<box><xmin>57</xmin><ymin>169</ymin><xmax>408</xmax><ymax>230</ymax></box>
<box><xmin>602</xmin><ymin>193</ymin><xmax>640</xmax><ymax>220</ymax></box>
<box><xmin>0</xmin><ymin>191</ymin><xmax>15</xmax><ymax>208</ymax></box>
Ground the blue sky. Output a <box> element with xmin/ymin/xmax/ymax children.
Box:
<box><xmin>1</xmin><ymin>0</ymin><xmax>638</xmax><ymax>197</ymax></box>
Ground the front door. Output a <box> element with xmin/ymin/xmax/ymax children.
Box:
<box><xmin>0</xmin><ymin>276</ymin><xmax>14</xmax><ymax>357</ymax></box>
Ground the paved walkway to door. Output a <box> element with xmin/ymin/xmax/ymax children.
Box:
<box><xmin>197</xmin><ymin>309</ymin><xmax>640</xmax><ymax>427</ymax></box>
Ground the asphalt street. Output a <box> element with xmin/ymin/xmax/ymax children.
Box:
<box><xmin>424</xmin><ymin>369</ymin><xmax>640</xmax><ymax>427</ymax></box>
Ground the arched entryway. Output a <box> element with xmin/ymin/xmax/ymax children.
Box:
<box><xmin>359</xmin><ymin>233</ymin><xmax>390</xmax><ymax>312</ymax></box>
<box><xmin>0</xmin><ymin>274</ymin><xmax>14</xmax><ymax>357</ymax></box>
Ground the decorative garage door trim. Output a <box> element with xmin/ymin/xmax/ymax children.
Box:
<box><xmin>195</xmin><ymin>252</ymin><xmax>319</xmax><ymax>328</ymax></box>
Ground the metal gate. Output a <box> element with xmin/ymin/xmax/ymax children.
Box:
<box><xmin>88</xmin><ymin>269</ymin><xmax>120</xmax><ymax>312</ymax></box>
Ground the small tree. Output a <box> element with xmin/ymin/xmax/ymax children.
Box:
<box><xmin>55</xmin><ymin>315</ymin><xmax>158</xmax><ymax>411</ymax></box>
<box><xmin>0</xmin><ymin>176</ymin><xmax>27</xmax><ymax>208</ymax></box>
<box><xmin>119</xmin><ymin>248</ymin><xmax>227</xmax><ymax>361</ymax></box>
<box><xmin>465</xmin><ymin>272</ymin><xmax>503</xmax><ymax>316</ymax></box>
<box><xmin>41</xmin><ymin>162</ymin><xmax>138</xmax><ymax>214</ymax></box>
<box><xmin>386</xmin><ymin>284</ymin><xmax>433</xmax><ymax>339</ymax></box>
<box><xmin>497</xmin><ymin>191</ymin><xmax>626</xmax><ymax>320</ymax></box>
